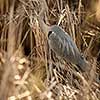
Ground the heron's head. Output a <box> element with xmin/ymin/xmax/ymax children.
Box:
<box><xmin>48</xmin><ymin>30</ymin><xmax>57</xmax><ymax>39</ymax></box>
<box><xmin>50</xmin><ymin>25</ymin><xmax>62</xmax><ymax>35</ymax></box>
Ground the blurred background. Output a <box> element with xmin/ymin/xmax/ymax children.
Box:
<box><xmin>0</xmin><ymin>0</ymin><xmax>100</xmax><ymax>100</ymax></box>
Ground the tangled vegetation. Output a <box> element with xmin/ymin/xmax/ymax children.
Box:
<box><xmin>0</xmin><ymin>0</ymin><xmax>100</xmax><ymax>100</ymax></box>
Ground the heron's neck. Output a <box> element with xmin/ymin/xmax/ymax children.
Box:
<box><xmin>38</xmin><ymin>16</ymin><xmax>49</xmax><ymax>34</ymax></box>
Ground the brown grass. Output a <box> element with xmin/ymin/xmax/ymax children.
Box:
<box><xmin>0</xmin><ymin>0</ymin><xmax>100</xmax><ymax>100</ymax></box>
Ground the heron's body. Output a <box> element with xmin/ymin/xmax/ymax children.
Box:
<box><xmin>48</xmin><ymin>25</ymin><xmax>88</xmax><ymax>71</ymax></box>
<box><xmin>37</xmin><ymin>2</ymin><xmax>89</xmax><ymax>71</ymax></box>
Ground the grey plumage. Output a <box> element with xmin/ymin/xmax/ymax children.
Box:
<box><xmin>48</xmin><ymin>25</ymin><xmax>88</xmax><ymax>72</ymax></box>
<box><xmin>37</xmin><ymin>0</ymin><xmax>89</xmax><ymax>72</ymax></box>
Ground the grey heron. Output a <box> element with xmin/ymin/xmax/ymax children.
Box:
<box><xmin>37</xmin><ymin>0</ymin><xmax>89</xmax><ymax>72</ymax></box>
<box><xmin>48</xmin><ymin>25</ymin><xmax>89</xmax><ymax>71</ymax></box>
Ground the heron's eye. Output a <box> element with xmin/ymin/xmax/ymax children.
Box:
<box><xmin>81</xmin><ymin>54</ymin><xmax>85</xmax><ymax>59</ymax></box>
<box><xmin>48</xmin><ymin>31</ymin><xmax>53</xmax><ymax>38</ymax></box>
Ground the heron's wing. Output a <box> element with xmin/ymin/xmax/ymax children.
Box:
<box><xmin>55</xmin><ymin>26</ymin><xmax>79</xmax><ymax>57</ymax></box>
<box><xmin>62</xmin><ymin>34</ymin><xmax>80</xmax><ymax>63</ymax></box>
